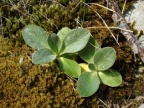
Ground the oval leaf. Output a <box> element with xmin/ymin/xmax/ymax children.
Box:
<box><xmin>57</xmin><ymin>27</ymin><xmax>71</xmax><ymax>52</ymax></box>
<box><xmin>58</xmin><ymin>57</ymin><xmax>81</xmax><ymax>78</ymax></box>
<box><xmin>94</xmin><ymin>47</ymin><xmax>116</xmax><ymax>71</ymax></box>
<box><xmin>98</xmin><ymin>69</ymin><xmax>122</xmax><ymax>87</ymax></box>
<box><xmin>48</xmin><ymin>33</ymin><xmax>60</xmax><ymax>54</ymax></box>
<box><xmin>22</xmin><ymin>24</ymin><xmax>49</xmax><ymax>49</ymax></box>
<box><xmin>61</xmin><ymin>28</ymin><xmax>91</xmax><ymax>54</ymax></box>
<box><xmin>79</xmin><ymin>36</ymin><xmax>100</xmax><ymax>63</ymax></box>
<box><xmin>78</xmin><ymin>72</ymin><xmax>100</xmax><ymax>97</ymax></box>
<box><xmin>57</xmin><ymin>27</ymin><xmax>71</xmax><ymax>42</ymax></box>
<box><xmin>32</xmin><ymin>48</ymin><xmax>56</xmax><ymax>64</ymax></box>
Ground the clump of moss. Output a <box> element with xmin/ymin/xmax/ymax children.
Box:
<box><xmin>118</xmin><ymin>0</ymin><xmax>135</xmax><ymax>13</ymax></box>
<box><xmin>0</xmin><ymin>1</ymin><xmax>89</xmax><ymax>107</ymax></box>
<box><xmin>1</xmin><ymin>0</ymin><xmax>144</xmax><ymax>107</ymax></box>
<box><xmin>80</xmin><ymin>0</ymin><xmax>144</xmax><ymax>106</ymax></box>
<box><xmin>0</xmin><ymin>37</ymin><xmax>85</xmax><ymax>107</ymax></box>
<box><xmin>0</xmin><ymin>0</ymin><xmax>87</xmax><ymax>37</ymax></box>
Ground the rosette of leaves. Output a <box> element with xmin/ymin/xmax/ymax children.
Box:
<box><xmin>22</xmin><ymin>24</ymin><xmax>91</xmax><ymax>78</ymax></box>
<box><xmin>78</xmin><ymin>47</ymin><xmax>122</xmax><ymax>97</ymax></box>
<box><xmin>22</xmin><ymin>24</ymin><xmax>122</xmax><ymax>97</ymax></box>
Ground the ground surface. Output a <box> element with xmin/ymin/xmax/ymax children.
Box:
<box><xmin>0</xmin><ymin>0</ymin><xmax>144</xmax><ymax>107</ymax></box>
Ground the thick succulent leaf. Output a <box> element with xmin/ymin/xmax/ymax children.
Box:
<box><xmin>61</xmin><ymin>28</ymin><xmax>91</xmax><ymax>54</ymax></box>
<box><xmin>22</xmin><ymin>24</ymin><xmax>49</xmax><ymax>50</ymax></box>
<box><xmin>78</xmin><ymin>72</ymin><xmax>100</xmax><ymax>97</ymax></box>
<box><xmin>58</xmin><ymin>57</ymin><xmax>81</xmax><ymax>78</ymax></box>
<box><xmin>94</xmin><ymin>47</ymin><xmax>116</xmax><ymax>71</ymax></box>
<box><xmin>32</xmin><ymin>48</ymin><xmax>56</xmax><ymax>64</ymax></box>
<box><xmin>98</xmin><ymin>69</ymin><xmax>122</xmax><ymax>87</ymax></box>
<box><xmin>57</xmin><ymin>27</ymin><xmax>71</xmax><ymax>42</ymax></box>
<box><xmin>48</xmin><ymin>33</ymin><xmax>60</xmax><ymax>54</ymax></box>
<box><xmin>79</xmin><ymin>36</ymin><xmax>100</xmax><ymax>63</ymax></box>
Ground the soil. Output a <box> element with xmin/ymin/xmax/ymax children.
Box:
<box><xmin>0</xmin><ymin>0</ymin><xmax>144</xmax><ymax>107</ymax></box>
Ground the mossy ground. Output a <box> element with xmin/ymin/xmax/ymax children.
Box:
<box><xmin>0</xmin><ymin>0</ymin><xmax>144</xmax><ymax>107</ymax></box>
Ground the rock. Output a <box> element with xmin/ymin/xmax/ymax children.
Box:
<box><xmin>138</xmin><ymin>104</ymin><xmax>144</xmax><ymax>108</ymax></box>
<box><xmin>124</xmin><ymin>0</ymin><xmax>144</xmax><ymax>49</ymax></box>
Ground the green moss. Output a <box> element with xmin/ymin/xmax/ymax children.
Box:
<box><xmin>0</xmin><ymin>0</ymin><xmax>87</xmax><ymax>36</ymax></box>
<box><xmin>0</xmin><ymin>37</ymin><xmax>84</xmax><ymax>107</ymax></box>
<box><xmin>0</xmin><ymin>0</ymin><xmax>144</xmax><ymax>107</ymax></box>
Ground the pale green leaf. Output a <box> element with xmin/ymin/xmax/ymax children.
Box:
<box><xmin>57</xmin><ymin>27</ymin><xmax>71</xmax><ymax>52</ymax></box>
<box><xmin>48</xmin><ymin>33</ymin><xmax>60</xmax><ymax>54</ymax></box>
<box><xmin>22</xmin><ymin>24</ymin><xmax>49</xmax><ymax>49</ymax></box>
<box><xmin>88</xmin><ymin>63</ymin><xmax>97</xmax><ymax>72</ymax></box>
<box><xmin>32</xmin><ymin>48</ymin><xmax>56</xmax><ymax>64</ymax></box>
<box><xmin>94</xmin><ymin>47</ymin><xmax>116</xmax><ymax>71</ymax></box>
<box><xmin>58</xmin><ymin>57</ymin><xmax>81</xmax><ymax>78</ymax></box>
<box><xmin>78</xmin><ymin>72</ymin><xmax>100</xmax><ymax>97</ymax></box>
<box><xmin>57</xmin><ymin>27</ymin><xmax>71</xmax><ymax>42</ymax></box>
<box><xmin>61</xmin><ymin>28</ymin><xmax>91</xmax><ymax>54</ymax></box>
<box><xmin>98</xmin><ymin>69</ymin><xmax>122</xmax><ymax>87</ymax></box>
<box><xmin>79</xmin><ymin>36</ymin><xmax>100</xmax><ymax>63</ymax></box>
<box><xmin>61</xmin><ymin>53</ymin><xmax>78</xmax><ymax>60</ymax></box>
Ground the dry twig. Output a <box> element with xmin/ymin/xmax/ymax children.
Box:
<box><xmin>83</xmin><ymin>2</ymin><xmax>119</xmax><ymax>45</ymax></box>
<box><xmin>109</xmin><ymin>0</ymin><xmax>144</xmax><ymax>62</ymax></box>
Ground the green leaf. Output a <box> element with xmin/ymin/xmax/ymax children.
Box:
<box><xmin>58</xmin><ymin>57</ymin><xmax>81</xmax><ymax>78</ymax></box>
<box><xmin>57</xmin><ymin>27</ymin><xmax>71</xmax><ymax>42</ymax></box>
<box><xmin>98</xmin><ymin>69</ymin><xmax>122</xmax><ymax>87</ymax></box>
<box><xmin>22</xmin><ymin>24</ymin><xmax>49</xmax><ymax>50</ymax></box>
<box><xmin>94</xmin><ymin>47</ymin><xmax>116</xmax><ymax>71</ymax></box>
<box><xmin>78</xmin><ymin>72</ymin><xmax>100</xmax><ymax>97</ymax></box>
<box><xmin>61</xmin><ymin>53</ymin><xmax>78</xmax><ymax>60</ymax></box>
<box><xmin>79</xmin><ymin>36</ymin><xmax>100</xmax><ymax>63</ymax></box>
<box><xmin>48</xmin><ymin>33</ymin><xmax>60</xmax><ymax>54</ymax></box>
<box><xmin>61</xmin><ymin>28</ymin><xmax>91</xmax><ymax>54</ymax></box>
<box><xmin>57</xmin><ymin>27</ymin><xmax>71</xmax><ymax>53</ymax></box>
<box><xmin>88</xmin><ymin>63</ymin><xmax>97</xmax><ymax>72</ymax></box>
<box><xmin>32</xmin><ymin>48</ymin><xmax>56</xmax><ymax>64</ymax></box>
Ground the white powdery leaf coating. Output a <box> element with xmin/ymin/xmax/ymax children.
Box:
<box><xmin>124</xmin><ymin>0</ymin><xmax>144</xmax><ymax>48</ymax></box>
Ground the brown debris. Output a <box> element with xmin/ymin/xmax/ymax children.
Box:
<box><xmin>109</xmin><ymin>0</ymin><xmax>144</xmax><ymax>62</ymax></box>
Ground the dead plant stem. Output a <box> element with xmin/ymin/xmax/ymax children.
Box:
<box><xmin>83</xmin><ymin>2</ymin><xmax>119</xmax><ymax>45</ymax></box>
<box><xmin>109</xmin><ymin>0</ymin><xmax>144</xmax><ymax>62</ymax></box>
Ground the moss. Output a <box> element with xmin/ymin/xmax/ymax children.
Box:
<box><xmin>0</xmin><ymin>36</ymin><xmax>85</xmax><ymax>107</ymax></box>
<box><xmin>0</xmin><ymin>0</ymin><xmax>87</xmax><ymax>36</ymax></box>
<box><xmin>118</xmin><ymin>0</ymin><xmax>135</xmax><ymax>13</ymax></box>
<box><xmin>0</xmin><ymin>0</ymin><xmax>144</xmax><ymax>107</ymax></box>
